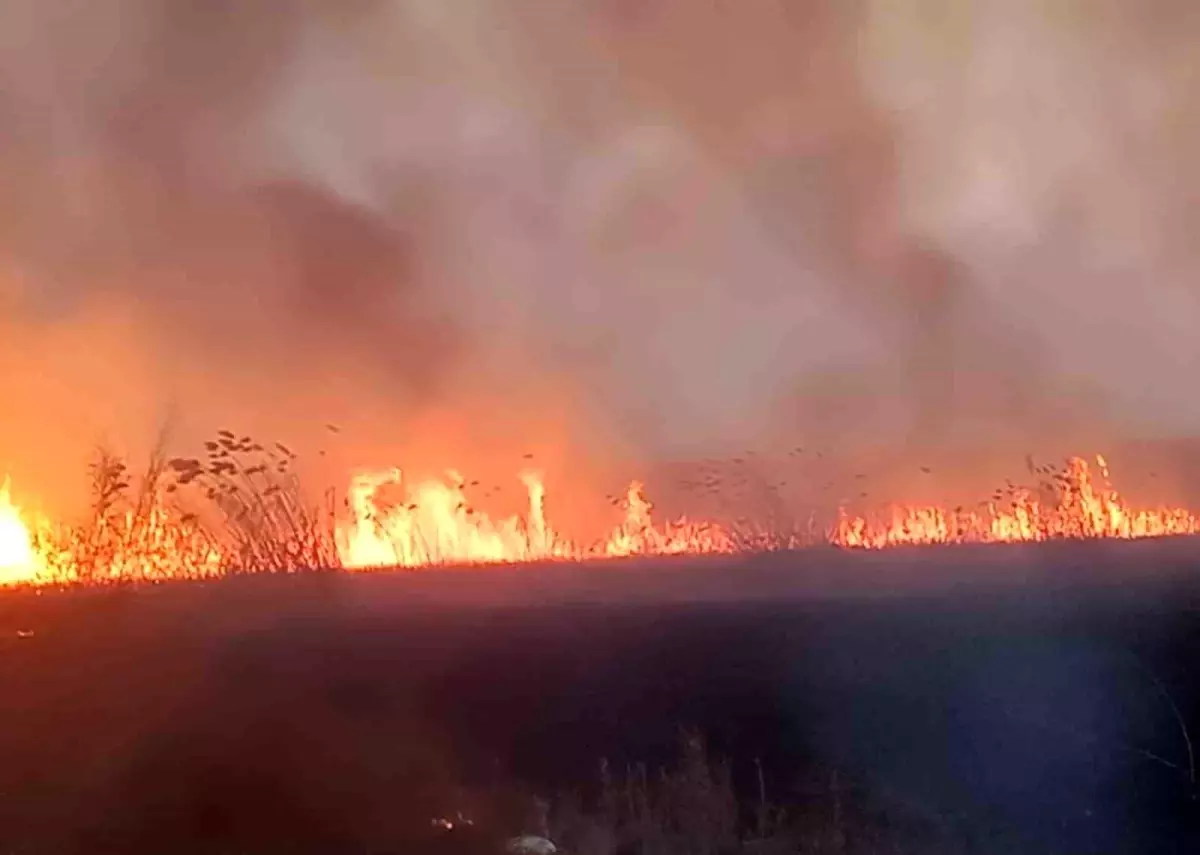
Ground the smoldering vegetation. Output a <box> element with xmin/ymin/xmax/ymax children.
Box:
<box><xmin>3</xmin><ymin>1</ymin><xmax>1200</xmax><ymax>516</ymax></box>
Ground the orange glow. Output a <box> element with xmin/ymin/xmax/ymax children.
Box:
<box><xmin>337</xmin><ymin>471</ymin><xmax>734</xmax><ymax>568</ymax></box>
<box><xmin>0</xmin><ymin>478</ymin><xmax>223</xmax><ymax>588</ymax></box>
<box><xmin>1</xmin><ymin>450</ymin><xmax>1198</xmax><ymax>588</ymax></box>
<box><xmin>0</xmin><ymin>479</ymin><xmax>40</xmax><ymax>584</ymax></box>
<box><xmin>831</xmin><ymin>455</ymin><xmax>1200</xmax><ymax>548</ymax></box>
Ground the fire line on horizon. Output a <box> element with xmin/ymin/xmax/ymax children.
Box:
<box><xmin>0</xmin><ymin>452</ymin><xmax>1198</xmax><ymax>588</ymax></box>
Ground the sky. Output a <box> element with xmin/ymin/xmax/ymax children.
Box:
<box><xmin>2</xmin><ymin>0</ymin><xmax>1199</xmax><ymax>514</ymax></box>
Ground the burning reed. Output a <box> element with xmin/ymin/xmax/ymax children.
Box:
<box><xmin>2</xmin><ymin>439</ymin><xmax>1199</xmax><ymax>588</ymax></box>
<box><xmin>831</xmin><ymin>455</ymin><xmax>1200</xmax><ymax>548</ymax></box>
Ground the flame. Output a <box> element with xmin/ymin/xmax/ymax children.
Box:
<box><xmin>0</xmin><ymin>478</ymin><xmax>40</xmax><ymax>584</ymax></box>
<box><xmin>601</xmin><ymin>481</ymin><xmax>735</xmax><ymax>557</ymax></box>
<box><xmin>337</xmin><ymin>471</ymin><xmax>734</xmax><ymax>568</ymax></box>
<box><xmin>1</xmin><ymin>450</ymin><xmax>1198</xmax><ymax>588</ymax></box>
<box><xmin>831</xmin><ymin>455</ymin><xmax>1200</xmax><ymax>548</ymax></box>
<box><xmin>0</xmin><ymin>479</ymin><xmax>223</xmax><ymax>587</ymax></box>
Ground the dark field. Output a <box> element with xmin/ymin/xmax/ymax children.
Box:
<box><xmin>1</xmin><ymin>541</ymin><xmax>1199</xmax><ymax>854</ymax></box>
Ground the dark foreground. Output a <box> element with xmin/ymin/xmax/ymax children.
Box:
<box><xmin>1</xmin><ymin>540</ymin><xmax>1199</xmax><ymax>854</ymax></box>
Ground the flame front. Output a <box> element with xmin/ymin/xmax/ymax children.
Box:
<box><xmin>0</xmin><ymin>479</ymin><xmax>40</xmax><ymax>584</ymax></box>
<box><xmin>831</xmin><ymin>455</ymin><xmax>1200</xmax><ymax>548</ymax></box>
<box><xmin>337</xmin><ymin>472</ymin><xmax>733</xmax><ymax>568</ymax></box>
<box><xmin>337</xmin><ymin>469</ymin><xmax>571</xmax><ymax>567</ymax></box>
<box><xmin>2</xmin><ymin>450</ymin><xmax>1199</xmax><ymax>588</ymax></box>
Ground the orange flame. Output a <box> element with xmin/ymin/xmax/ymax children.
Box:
<box><xmin>0</xmin><ymin>478</ymin><xmax>40</xmax><ymax>584</ymax></box>
<box><xmin>1</xmin><ymin>451</ymin><xmax>1198</xmax><ymax>588</ymax></box>
<box><xmin>336</xmin><ymin>471</ymin><xmax>734</xmax><ymax>568</ymax></box>
<box><xmin>600</xmin><ymin>481</ymin><xmax>735</xmax><ymax>558</ymax></box>
<box><xmin>831</xmin><ymin>455</ymin><xmax>1200</xmax><ymax>548</ymax></box>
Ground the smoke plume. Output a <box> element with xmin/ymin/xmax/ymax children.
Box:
<box><xmin>2</xmin><ymin>0</ymin><xmax>1199</xmax><ymax>513</ymax></box>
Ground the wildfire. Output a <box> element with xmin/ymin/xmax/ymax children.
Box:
<box><xmin>831</xmin><ymin>455</ymin><xmax>1200</xmax><ymax>548</ymax></box>
<box><xmin>0</xmin><ymin>449</ymin><xmax>1197</xmax><ymax>588</ymax></box>
<box><xmin>0</xmin><ymin>478</ymin><xmax>40</xmax><ymax>584</ymax></box>
<box><xmin>337</xmin><ymin>471</ymin><xmax>734</xmax><ymax>568</ymax></box>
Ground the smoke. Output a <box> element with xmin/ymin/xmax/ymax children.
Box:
<box><xmin>3</xmin><ymin>0</ymin><xmax>1200</xmax><ymax>512</ymax></box>
<box><xmin>860</xmin><ymin>0</ymin><xmax>1200</xmax><ymax>442</ymax></box>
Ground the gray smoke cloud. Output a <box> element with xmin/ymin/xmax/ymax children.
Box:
<box><xmin>2</xmin><ymin>0</ymin><xmax>1199</xmax><ymax>511</ymax></box>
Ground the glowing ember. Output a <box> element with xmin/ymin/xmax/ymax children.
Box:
<box><xmin>0</xmin><ymin>478</ymin><xmax>40</xmax><ymax>584</ymax></box>
<box><xmin>831</xmin><ymin>455</ymin><xmax>1200</xmax><ymax>548</ymax></box>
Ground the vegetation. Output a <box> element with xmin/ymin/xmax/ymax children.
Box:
<box><xmin>25</xmin><ymin>430</ymin><xmax>339</xmax><ymax>585</ymax></box>
<box><xmin>439</xmin><ymin>733</ymin><xmax>951</xmax><ymax>855</ymax></box>
<box><xmin>166</xmin><ymin>429</ymin><xmax>340</xmax><ymax>573</ymax></box>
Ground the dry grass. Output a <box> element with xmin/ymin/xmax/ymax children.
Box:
<box><xmin>30</xmin><ymin>434</ymin><xmax>222</xmax><ymax>584</ymax></box>
<box><xmin>166</xmin><ymin>429</ymin><xmax>341</xmax><ymax>574</ymax></box>
<box><xmin>18</xmin><ymin>440</ymin><xmax>1193</xmax><ymax>587</ymax></box>
<box><xmin>495</xmin><ymin>732</ymin><xmax>951</xmax><ymax>855</ymax></box>
<box><xmin>586</xmin><ymin>733</ymin><xmax>740</xmax><ymax>855</ymax></box>
<box><xmin>24</xmin><ymin>429</ymin><xmax>339</xmax><ymax>585</ymax></box>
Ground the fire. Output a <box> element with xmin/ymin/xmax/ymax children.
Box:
<box><xmin>601</xmin><ymin>481</ymin><xmax>735</xmax><ymax>558</ymax></box>
<box><xmin>337</xmin><ymin>469</ymin><xmax>572</xmax><ymax>567</ymax></box>
<box><xmin>831</xmin><ymin>455</ymin><xmax>1200</xmax><ymax>548</ymax></box>
<box><xmin>0</xmin><ymin>447</ymin><xmax>1198</xmax><ymax>588</ymax></box>
<box><xmin>337</xmin><ymin>471</ymin><xmax>734</xmax><ymax>568</ymax></box>
<box><xmin>0</xmin><ymin>478</ymin><xmax>40</xmax><ymax>584</ymax></box>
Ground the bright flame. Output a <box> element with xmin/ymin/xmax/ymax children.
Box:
<box><xmin>0</xmin><ymin>450</ymin><xmax>1198</xmax><ymax>588</ymax></box>
<box><xmin>0</xmin><ymin>478</ymin><xmax>40</xmax><ymax>584</ymax></box>
<box><xmin>336</xmin><ymin>471</ymin><xmax>734</xmax><ymax>568</ymax></box>
<box><xmin>831</xmin><ymin>455</ymin><xmax>1200</xmax><ymax>548</ymax></box>
<box><xmin>0</xmin><ymin>477</ymin><xmax>223</xmax><ymax>587</ymax></box>
<box><xmin>601</xmin><ymin>481</ymin><xmax>735</xmax><ymax>558</ymax></box>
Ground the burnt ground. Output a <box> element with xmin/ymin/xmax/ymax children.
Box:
<box><xmin>0</xmin><ymin>541</ymin><xmax>1198</xmax><ymax>854</ymax></box>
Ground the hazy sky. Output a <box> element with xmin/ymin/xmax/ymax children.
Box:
<box><xmin>2</xmin><ymin>0</ymin><xmax>1199</xmax><ymax>510</ymax></box>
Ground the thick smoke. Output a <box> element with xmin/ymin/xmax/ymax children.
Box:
<box><xmin>2</xmin><ymin>0</ymin><xmax>1199</xmax><ymax>514</ymax></box>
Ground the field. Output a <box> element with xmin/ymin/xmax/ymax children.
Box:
<box><xmin>1</xmin><ymin>541</ymin><xmax>1198</xmax><ymax>854</ymax></box>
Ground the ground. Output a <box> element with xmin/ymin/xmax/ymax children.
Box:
<box><xmin>0</xmin><ymin>542</ymin><xmax>1197</xmax><ymax>853</ymax></box>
